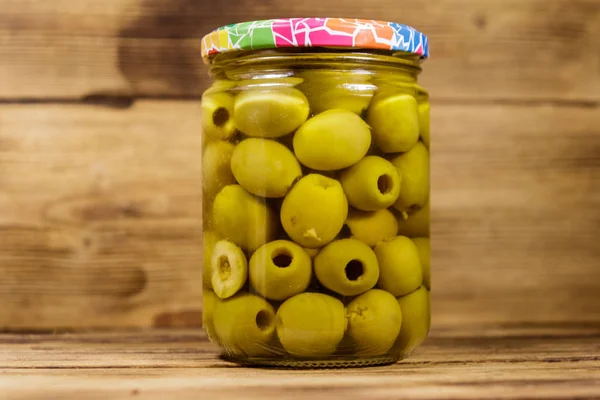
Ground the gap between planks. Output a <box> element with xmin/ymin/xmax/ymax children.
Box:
<box><xmin>0</xmin><ymin>96</ymin><xmax>598</xmax><ymax>109</ymax></box>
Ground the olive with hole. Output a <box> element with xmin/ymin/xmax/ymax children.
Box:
<box><xmin>213</xmin><ymin>185</ymin><xmax>278</xmax><ymax>251</ymax></box>
<box><xmin>280</xmin><ymin>174</ymin><xmax>348</xmax><ymax>248</ymax></box>
<box><xmin>339</xmin><ymin>156</ymin><xmax>401</xmax><ymax>211</ymax></box>
<box><xmin>314</xmin><ymin>239</ymin><xmax>379</xmax><ymax>296</ymax></box>
<box><xmin>412</xmin><ymin>238</ymin><xmax>430</xmax><ymax>289</ymax></box>
<box><xmin>367</xmin><ymin>93</ymin><xmax>420</xmax><ymax>153</ymax></box>
<box><xmin>249</xmin><ymin>240</ymin><xmax>312</xmax><ymax>301</ymax></box>
<box><xmin>203</xmin><ymin>289</ymin><xmax>221</xmax><ymax>344</ymax></box>
<box><xmin>203</xmin><ymin>231</ymin><xmax>220</xmax><ymax>289</ymax></box>
<box><xmin>293</xmin><ymin>109</ymin><xmax>371</xmax><ymax>171</ymax></box>
<box><xmin>298</xmin><ymin>70</ymin><xmax>374</xmax><ymax>115</ymax></box>
<box><xmin>396</xmin><ymin>286</ymin><xmax>431</xmax><ymax>354</ymax></box>
<box><xmin>211</xmin><ymin>240</ymin><xmax>248</xmax><ymax>299</ymax></box>
<box><xmin>345</xmin><ymin>209</ymin><xmax>398</xmax><ymax>248</ymax></box>
<box><xmin>419</xmin><ymin>101</ymin><xmax>430</xmax><ymax>148</ymax></box>
<box><xmin>397</xmin><ymin>202</ymin><xmax>430</xmax><ymax>237</ymax></box>
<box><xmin>231</xmin><ymin>138</ymin><xmax>302</xmax><ymax>198</ymax></box>
<box><xmin>391</xmin><ymin>142</ymin><xmax>430</xmax><ymax>214</ymax></box>
<box><xmin>203</xmin><ymin>140</ymin><xmax>236</xmax><ymax>200</ymax></box>
<box><xmin>201</xmin><ymin>92</ymin><xmax>237</xmax><ymax>141</ymax></box>
<box><xmin>346</xmin><ymin>289</ymin><xmax>403</xmax><ymax>356</ymax></box>
<box><xmin>276</xmin><ymin>293</ymin><xmax>346</xmax><ymax>358</ymax></box>
<box><xmin>213</xmin><ymin>293</ymin><xmax>277</xmax><ymax>357</ymax></box>
<box><xmin>374</xmin><ymin>236</ymin><xmax>423</xmax><ymax>297</ymax></box>
<box><xmin>234</xmin><ymin>88</ymin><xmax>310</xmax><ymax>138</ymax></box>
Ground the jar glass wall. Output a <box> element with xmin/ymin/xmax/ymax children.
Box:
<box><xmin>201</xmin><ymin>23</ymin><xmax>430</xmax><ymax>368</ymax></box>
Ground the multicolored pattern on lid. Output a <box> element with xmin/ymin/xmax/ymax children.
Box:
<box><xmin>201</xmin><ymin>18</ymin><xmax>429</xmax><ymax>62</ymax></box>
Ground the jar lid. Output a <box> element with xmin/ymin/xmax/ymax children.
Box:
<box><xmin>201</xmin><ymin>18</ymin><xmax>429</xmax><ymax>62</ymax></box>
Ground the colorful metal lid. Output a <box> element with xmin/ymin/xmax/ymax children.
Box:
<box><xmin>201</xmin><ymin>18</ymin><xmax>429</xmax><ymax>62</ymax></box>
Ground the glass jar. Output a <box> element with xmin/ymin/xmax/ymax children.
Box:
<box><xmin>200</xmin><ymin>18</ymin><xmax>430</xmax><ymax>368</ymax></box>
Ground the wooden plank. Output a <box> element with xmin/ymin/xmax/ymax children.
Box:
<box><xmin>0</xmin><ymin>330</ymin><xmax>599</xmax><ymax>399</ymax></box>
<box><xmin>1</xmin><ymin>328</ymin><xmax>600</xmax><ymax>368</ymax></box>
<box><xmin>2</xmin><ymin>370</ymin><xmax>599</xmax><ymax>400</ymax></box>
<box><xmin>0</xmin><ymin>0</ymin><xmax>599</xmax><ymax>101</ymax></box>
<box><xmin>0</xmin><ymin>100</ymin><xmax>598</xmax><ymax>329</ymax></box>
<box><xmin>431</xmin><ymin>103</ymin><xmax>600</xmax><ymax>327</ymax></box>
<box><xmin>0</xmin><ymin>100</ymin><xmax>204</xmax><ymax>329</ymax></box>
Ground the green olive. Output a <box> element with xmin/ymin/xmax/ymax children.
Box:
<box><xmin>213</xmin><ymin>185</ymin><xmax>278</xmax><ymax>251</ymax></box>
<box><xmin>396</xmin><ymin>286</ymin><xmax>431</xmax><ymax>354</ymax></box>
<box><xmin>345</xmin><ymin>209</ymin><xmax>398</xmax><ymax>247</ymax></box>
<box><xmin>249</xmin><ymin>240</ymin><xmax>312</xmax><ymax>301</ymax></box>
<box><xmin>310</xmin><ymin>89</ymin><xmax>373</xmax><ymax>116</ymax></box>
<box><xmin>303</xmin><ymin>247</ymin><xmax>320</xmax><ymax>258</ymax></box>
<box><xmin>374</xmin><ymin>236</ymin><xmax>422</xmax><ymax>297</ymax></box>
<box><xmin>201</xmin><ymin>92</ymin><xmax>237</xmax><ymax>141</ymax></box>
<box><xmin>280</xmin><ymin>174</ymin><xmax>348</xmax><ymax>248</ymax></box>
<box><xmin>346</xmin><ymin>289</ymin><xmax>403</xmax><ymax>356</ymax></box>
<box><xmin>231</xmin><ymin>138</ymin><xmax>302</xmax><ymax>198</ymax></box>
<box><xmin>204</xmin><ymin>80</ymin><xmax>238</xmax><ymax>95</ymax></box>
<box><xmin>211</xmin><ymin>240</ymin><xmax>248</xmax><ymax>299</ymax></box>
<box><xmin>203</xmin><ymin>289</ymin><xmax>221</xmax><ymax>344</ymax></box>
<box><xmin>236</xmin><ymin>77</ymin><xmax>304</xmax><ymax>90</ymax></box>
<box><xmin>396</xmin><ymin>202</ymin><xmax>430</xmax><ymax>237</ymax></box>
<box><xmin>234</xmin><ymin>88</ymin><xmax>310</xmax><ymax>138</ymax></box>
<box><xmin>314</xmin><ymin>239</ymin><xmax>379</xmax><ymax>296</ymax></box>
<box><xmin>419</xmin><ymin>102</ymin><xmax>430</xmax><ymax>148</ymax></box>
<box><xmin>236</xmin><ymin>77</ymin><xmax>304</xmax><ymax>91</ymax></box>
<box><xmin>203</xmin><ymin>140</ymin><xmax>236</xmax><ymax>200</ymax></box>
<box><xmin>293</xmin><ymin>110</ymin><xmax>371</xmax><ymax>171</ymax></box>
<box><xmin>339</xmin><ymin>156</ymin><xmax>401</xmax><ymax>211</ymax></box>
<box><xmin>412</xmin><ymin>238</ymin><xmax>430</xmax><ymax>290</ymax></box>
<box><xmin>367</xmin><ymin>93</ymin><xmax>420</xmax><ymax>153</ymax></box>
<box><xmin>276</xmin><ymin>293</ymin><xmax>346</xmax><ymax>357</ymax></box>
<box><xmin>298</xmin><ymin>70</ymin><xmax>374</xmax><ymax>115</ymax></box>
<box><xmin>213</xmin><ymin>293</ymin><xmax>277</xmax><ymax>357</ymax></box>
<box><xmin>203</xmin><ymin>231</ymin><xmax>220</xmax><ymax>289</ymax></box>
<box><xmin>391</xmin><ymin>142</ymin><xmax>430</xmax><ymax>213</ymax></box>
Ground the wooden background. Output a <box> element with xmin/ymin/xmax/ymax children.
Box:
<box><xmin>0</xmin><ymin>0</ymin><xmax>599</xmax><ymax>331</ymax></box>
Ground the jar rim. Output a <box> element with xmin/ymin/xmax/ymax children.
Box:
<box><xmin>201</xmin><ymin>18</ymin><xmax>429</xmax><ymax>63</ymax></box>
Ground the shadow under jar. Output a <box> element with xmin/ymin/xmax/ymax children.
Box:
<box><xmin>200</xmin><ymin>18</ymin><xmax>431</xmax><ymax>368</ymax></box>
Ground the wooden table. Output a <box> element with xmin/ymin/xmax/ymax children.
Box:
<box><xmin>2</xmin><ymin>326</ymin><xmax>599</xmax><ymax>399</ymax></box>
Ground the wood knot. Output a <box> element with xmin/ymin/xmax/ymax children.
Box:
<box><xmin>90</xmin><ymin>266</ymin><xmax>147</xmax><ymax>298</ymax></box>
<box><xmin>473</xmin><ymin>14</ymin><xmax>487</xmax><ymax>30</ymax></box>
<box><xmin>153</xmin><ymin>310</ymin><xmax>202</xmax><ymax>328</ymax></box>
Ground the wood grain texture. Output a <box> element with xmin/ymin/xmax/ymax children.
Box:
<box><xmin>0</xmin><ymin>329</ymin><xmax>599</xmax><ymax>399</ymax></box>
<box><xmin>0</xmin><ymin>100</ymin><xmax>598</xmax><ymax>329</ymax></box>
<box><xmin>1</xmin><ymin>0</ymin><xmax>599</xmax><ymax>101</ymax></box>
<box><xmin>431</xmin><ymin>103</ymin><xmax>600</xmax><ymax>327</ymax></box>
<box><xmin>0</xmin><ymin>101</ymin><xmax>203</xmax><ymax>329</ymax></box>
